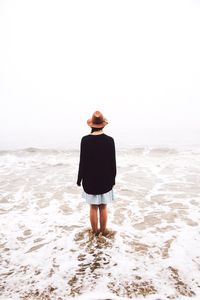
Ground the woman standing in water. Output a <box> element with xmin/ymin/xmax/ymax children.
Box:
<box><xmin>77</xmin><ymin>111</ymin><xmax>116</xmax><ymax>236</ymax></box>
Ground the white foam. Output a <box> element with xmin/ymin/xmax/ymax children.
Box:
<box><xmin>0</xmin><ymin>147</ymin><xmax>200</xmax><ymax>299</ymax></box>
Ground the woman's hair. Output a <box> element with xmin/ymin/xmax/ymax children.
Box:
<box><xmin>91</xmin><ymin>127</ymin><xmax>104</xmax><ymax>133</ymax></box>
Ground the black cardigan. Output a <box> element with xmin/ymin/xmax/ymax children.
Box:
<box><xmin>77</xmin><ymin>133</ymin><xmax>116</xmax><ymax>195</ymax></box>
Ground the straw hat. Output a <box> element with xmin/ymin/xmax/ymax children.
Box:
<box><xmin>87</xmin><ymin>111</ymin><xmax>108</xmax><ymax>128</ymax></box>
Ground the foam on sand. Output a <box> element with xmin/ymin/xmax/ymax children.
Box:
<box><xmin>0</xmin><ymin>147</ymin><xmax>200</xmax><ymax>299</ymax></box>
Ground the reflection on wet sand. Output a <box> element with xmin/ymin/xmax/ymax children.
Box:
<box><xmin>68</xmin><ymin>229</ymin><xmax>116</xmax><ymax>297</ymax></box>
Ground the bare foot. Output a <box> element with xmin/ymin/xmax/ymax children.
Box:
<box><xmin>101</xmin><ymin>229</ymin><xmax>109</xmax><ymax>237</ymax></box>
<box><xmin>92</xmin><ymin>229</ymin><xmax>100</xmax><ymax>236</ymax></box>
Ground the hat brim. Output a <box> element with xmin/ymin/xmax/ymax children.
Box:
<box><xmin>87</xmin><ymin>119</ymin><xmax>108</xmax><ymax>128</ymax></box>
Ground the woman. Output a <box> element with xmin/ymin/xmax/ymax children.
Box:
<box><xmin>77</xmin><ymin>110</ymin><xmax>116</xmax><ymax>236</ymax></box>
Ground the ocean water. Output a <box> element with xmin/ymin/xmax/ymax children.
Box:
<box><xmin>0</xmin><ymin>147</ymin><xmax>200</xmax><ymax>300</ymax></box>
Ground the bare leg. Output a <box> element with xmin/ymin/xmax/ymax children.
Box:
<box><xmin>99</xmin><ymin>204</ymin><xmax>107</xmax><ymax>234</ymax></box>
<box><xmin>90</xmin><ymin>205</ymin><xmax>98</xmax><ymax>234</ymax></box>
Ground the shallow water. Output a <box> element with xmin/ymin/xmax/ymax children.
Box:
<box><xmin>0</xmin><ymin>147</ymin><xmax>200</xmax><ymax>299</ymax></box>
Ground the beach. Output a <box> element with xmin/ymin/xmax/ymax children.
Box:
<box><xmin>0</xmin><ymin>147</ymin><xmax>200</xmax><ymax>300</ymax></box>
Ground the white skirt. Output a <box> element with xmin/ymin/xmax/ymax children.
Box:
<box><xmin>82</xmin><ymin>189</ymin><xmax>114</xmax><ymax>205</ymax></box>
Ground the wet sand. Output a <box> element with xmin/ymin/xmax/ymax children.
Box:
<box><xmin>0</xmin><ymin>147</ymin><xmax>200</xmax><ymax>299</ymax></box>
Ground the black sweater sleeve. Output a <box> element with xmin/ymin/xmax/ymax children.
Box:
<box><xmin>111</xmin><ymin>138</ymin><xmax>117</xmax><ymax>185</ymax></box>
<box><xmin>77</xmin><ymin>138</ymin><xmax>84</xmax><ymax>186</ymax></box>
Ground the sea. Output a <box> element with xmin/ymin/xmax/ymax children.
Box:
<box><xmin>0</xmin><ymin>146</ymin><xmax>200</xmax><ymax>300</ymax></box>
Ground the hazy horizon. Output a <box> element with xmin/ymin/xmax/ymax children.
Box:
<box><xmin>0</xmin><ymin>0</ymin><xmax>200</xmax><ymax>150</ymax></box>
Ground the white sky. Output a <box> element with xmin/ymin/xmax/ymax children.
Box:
<box><xmin>0</xmin><ymin>0</ymin><xmax>200</xmax><ymax>150</ymax></box>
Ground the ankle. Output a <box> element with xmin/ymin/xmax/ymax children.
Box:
<box><xmin>100</xmin><ymin>228</ymin><xmax>109</xmax><ymax>236</ymax></box>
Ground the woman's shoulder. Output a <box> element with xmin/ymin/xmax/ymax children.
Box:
<box><xmin>81</xmin><ymin>134</ymin><xmax>115</xmax><ymax>142</ymax></box>
<box><xmin>103</xmin><ymin>134</ymin><xmax>115</xmax><ymax>141</ymax></box>
<box><xmin>81</xmin><ymin>134</ymin><xmax>94</xmax><ymax>142</ymax></box>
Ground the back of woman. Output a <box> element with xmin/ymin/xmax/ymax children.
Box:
<box><xmin>77</xmin><ymin>133</ymin><xmax>116</xmax><ymax>195</ymax></box>
<box><xmin>77</xmin><ymin>111</ymin><xmax>117</xmax><ymax>236</ymax></box>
